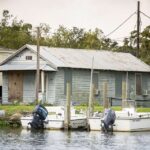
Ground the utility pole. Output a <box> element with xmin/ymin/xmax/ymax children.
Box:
<box><xmin>137</xmin><ymin>1</ymin><xmax>140</xmax><ymax>57</ymax></box>
<box><xmin>35</xmin><ymin>27</ymin><xmax>40</xmax><ymax>104</ymax></box>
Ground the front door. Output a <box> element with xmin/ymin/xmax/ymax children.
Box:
<box><xmin>8</xmin><ymin>71</ymin><xmax>23</xmax><ymax>102</ymax></box>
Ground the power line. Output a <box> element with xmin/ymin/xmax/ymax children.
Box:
<box><xmin>140</xmin><ymin>11</ymin><xmax>150</xmax><ymax>20</ymax></box>
<box><xmin>105</xmin><ymin>12</ymin><xmax>136</xmax><ymax>37</ymax></box>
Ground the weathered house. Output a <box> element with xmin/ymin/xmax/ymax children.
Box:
<box><xmin>0</xmin><ymin>47</ymin><xmax>16</xmax><ymax>101</ymax></box>
<box><xmin>0</xmin><ymin>44</ymin><xmax>150</xmax><ymax>106</ymax></box>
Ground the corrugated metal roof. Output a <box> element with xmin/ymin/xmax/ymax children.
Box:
<box><xmin>27</xmin><ymin>45</ymin><xmax>150</xmax><ymax>72</ymax></box>
<box><xmin>0</xmin><ymin>64</ymin><xmax>56</xmax><ymax>71</ymax></box>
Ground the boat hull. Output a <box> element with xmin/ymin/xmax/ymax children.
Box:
<box><xmin>89</xmin><ymin>113</ymin><xmax>150</xmax><ymax>132</ymax></box>
<box><xmin>21</xmin><ymin>116</ymin><xmax>87</xmax><ymax>130</ymax></box>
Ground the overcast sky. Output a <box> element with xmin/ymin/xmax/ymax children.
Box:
<box><xmin>0</xmin><ymin>0</ymin><xmax>150</xmax><ymax>43</ymax></box>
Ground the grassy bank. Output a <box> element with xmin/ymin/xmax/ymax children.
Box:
<box><xmin>1</xmin><ymin>105</ymin><xmax>150</xmax><ymax>116</ymax></box>
<box><xmin>0</xmin><ymin>105</ymin><xmax>34</xmax><ymax>116</ymax></box>
<box><xmin>75</xmin><ymin>106</ymin><xmax>150</xmax><ymax>112</ymax></box>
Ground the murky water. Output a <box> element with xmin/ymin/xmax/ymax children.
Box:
<box><xmin>0</xmin><ymin>128</ymin><xmax>150</xmax><ymax>150</ymax></box>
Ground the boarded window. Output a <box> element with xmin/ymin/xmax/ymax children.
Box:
<box><xmin>64</xmin><ymin>69</ymin><xmax>72</xmax><ymax>95</ymax></box>
<box><xmin>26</xmin><ymin>56</ymin><xmax>32</xmax><ymax>60</ymax></box>
<box><xmin>136</xmin><ymin>73</ymin><xmax>142</xmax><ymax>95</ymax></box>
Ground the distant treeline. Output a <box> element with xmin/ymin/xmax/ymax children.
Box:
<box><xmin>0</xmin><ymin>10</ymin><xmax>150</xmax><ymax>64</ymax></box>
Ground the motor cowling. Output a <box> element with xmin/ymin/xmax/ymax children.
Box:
<box><xmin>29</xmin><ymin>105</ymin><xmax>48</xmax><ymax>129</ymax></box>
<box><xmin>101</xmin><ymin>108</ymin><xmax>116</xmax><ymax>132</ymax></box>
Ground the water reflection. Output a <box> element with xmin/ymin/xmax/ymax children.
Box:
<box><xmin>0</xmin><ymin>128</ymin><xmax>150</xmax><ymax>150</ymax></box>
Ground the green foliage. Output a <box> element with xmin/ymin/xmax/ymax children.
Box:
<box><xmin>0</xmin><ymin>10</ymin><xmax>150</xmax><ymax>64</ymax></box>
<box><xmin>116</xmin><ymin>25</ymin><xmax>150</xmax><ymax>64</ymax></box>
<box><xmin>0</xmin><ymin>10</ymin><xmax>33</xmax><ymax>49</ymax></box>
<box><xmin>0</xmin><ymin>10</ymin><xmax>118</xmax><ymax>51</ymax></box>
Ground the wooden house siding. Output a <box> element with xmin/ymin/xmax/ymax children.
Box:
<box><xmin>52</xmin><ymin>69</ymin><xmax>117</xmax><ymax>105</ymax></box>
<box><xmin>9</xmin><ymin>48</ymin><xmax>46</xmax><ymax>65</ymax></box>
<box><xmin>128</xmin><ymin>72</ymin><xmax>136</xmax><ymax>99</ymax></box>
<box><xmin>0</xmin><ymin>50</ymin><xmax>15</xmax><ymax>86</ymax></box>
<box><xmin>55</xmin><ymin>69</ymin><xmax>66</xmax><ymax>105</ymax></box>
<box><xmin>99</xmin><ymin>71</ymin><xmax>115</xmax><ymax>97</ymax></box>
<box><xmin>46</xmin><ymin>72</ymin><xmax>56</xmax><ymax>104</ymax></box>
<box><xmin>2</xmin><ymin>72</ymin><xmax>8</xmax><ymax>103</ymax></box>
<box><xmin>72</xmin><ymin>69</ymin><xmax>91</xmax><ymax>104</ymax></box>
<box><xmin>23</xmin><ymin>71</ymin><xmax>36</xmax><ymax>103</ymax></box>
<box><xmin>2</xmin><ymin>68</ymin><xmax>150</xmax><ymax>106</ymax></box>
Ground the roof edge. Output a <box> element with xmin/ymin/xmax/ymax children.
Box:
<box><xmin>0</xmin><ymin>44</ymin><xmax>58</xmax><ymax>71</ymax></box>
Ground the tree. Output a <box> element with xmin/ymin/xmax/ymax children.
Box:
<box><xmin>0</xmin><ymin>10</ymin><xmax>33</xmax><ymax>49</ymax></box>
<box><xmin>140</xmin><ymin>26</ymin><xmax>150</xmax><ymax>64</ymax></box>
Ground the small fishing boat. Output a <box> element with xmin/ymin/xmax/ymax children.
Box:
<box><xmin>21</xmin><ymin>106</ymin><xmax>87</xmax><ymax>130</ymax></box>
<box><xmin>89</xmin><ymin>100</ymin><xmax>150</xmax><ymax>132</ymax></box>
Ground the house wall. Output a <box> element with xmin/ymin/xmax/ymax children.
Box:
<box><xmin>50</xmin><ymin>69</ymin><xmax>118</xmax><ymax>106</ymax></box>
<box><xmin>2</xmin><ymin>67</ymin><xmax>150</xmax><ymax>106</ymax></box>
<box><xmin>1</xmin><ymin>48</ymin><xmax>49</xmax><ymax>103</ymax></box>
<box><xmin>0</xmin><ymin>51</ymin><xmax>15</xmax><ymax>102</ymax></box>
<box><xmin>8</xmin><ymin>48</ymin><xmax>46</xmax><ymax>65</ymax></box>
<box><xmin>55</xmin><ymin>69</ymin><xmax>66</xmax><ymax>105</ymax></box>
<box><xmin>23</xmin><ymin>71</ymin><xmax>36</xmax><ymax>103</ymax></box>
<box><xmin>48</xmin><ymin>69</ymin><xmax>150</xmax><ymax>107</ymax></box>
<box><xmin>72</xmin><ymin>69</ymin><xmax>91</xmax><ymax>104</ymax></box>
<box><xmin>2</xmin><ymin>72</ymin><xmax>9</xmax><ymax>104</ymax></box>
<box><xmin>46</xmin><ymin>72</ymin><xmax>56</xmax><ymax>104</ymax></box>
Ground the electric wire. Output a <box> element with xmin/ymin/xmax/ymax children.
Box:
<box><xmin>105</xmin><ymin>12</ymin><xmax>136</xmax><ymax>37</ymax></box>
<box><xmin>140</xmin><ymin>11</ymin><xmax>150</xmax><ymax>20</ymax></box>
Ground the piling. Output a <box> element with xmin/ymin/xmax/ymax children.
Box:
<box><xmin>88</xmin><ymin>84</ymin><xmax>94</xmax><ymax>118</ymax></box>
<box><xmin>122</xmin><ymin>81</ymin><xmax>127</xmax><ymax>107</ymax></box>
<box><xmin>103</xmin><ymin>82</ymin><xmax>109</xmax><ymax>109</ymax></box>
<box><xmin>64</xmin><ymin>82</ymin><xmax>71</xmax><ymax>130</ymax></box>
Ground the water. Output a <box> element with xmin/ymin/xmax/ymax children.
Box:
<box><xmin>0</xmin><ymin>128</ymin><xmax>150</xmax><ymax>150</ymax></box>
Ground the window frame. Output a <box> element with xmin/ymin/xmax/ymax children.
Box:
<box><xmin>25</xmin><ymin>56</ymin><xmax>32</xmax><ymax>60</ymax></box>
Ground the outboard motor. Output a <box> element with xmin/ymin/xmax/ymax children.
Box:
<box><xmin>29</xmin><ymin>105</ymin><xmax>48</xmax><ymax>129</ymax></box>
<box><xmin>101</xmin><ymin>108</ymin><xmax>116</xmax><ymax>132</ymax></box>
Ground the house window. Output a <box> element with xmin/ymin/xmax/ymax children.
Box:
<box><xmin>64</xmin><ymin>69</ymin><xmax>72</xmax><ymax>95</ymax></box>
<box><xmin>26</xmin><ymin>56</ymin><xmax>32</xmax><ymax>60</ymax></box>
<box><xmin>136</xmin><ymin>73</ymin><xmax>142</xmax><ymax>95</ymax></box>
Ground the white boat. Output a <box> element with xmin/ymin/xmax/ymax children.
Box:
<box><xmin>21</xmin><ymin>106</ymin><xmax>87</xmax><ymax>130</ymax></box>
<box><xmin>89</xmin><ymin>100</ymin><xmax>150</xmax><ymax>132</ymax></box>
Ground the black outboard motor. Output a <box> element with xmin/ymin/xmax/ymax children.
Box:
<box><xmin>29</xmin><ymin>105</ymin><xmax>48</xmax><ymax>129</ymax></box>
<box><xmin>101</xmin><ymin>108</ymin><xmax>116</xmax><ymax>132</ymax></box>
